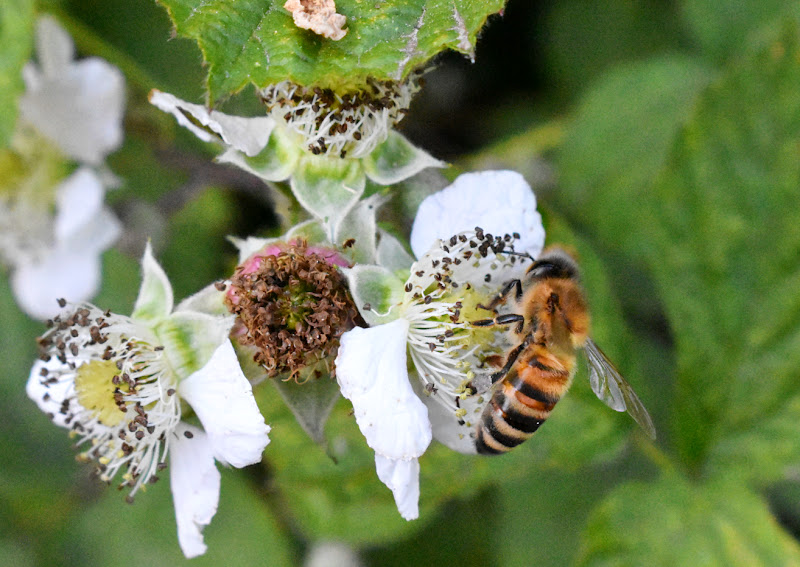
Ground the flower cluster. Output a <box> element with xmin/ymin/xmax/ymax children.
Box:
<box><xmin>18</xmin><ymin>11</ymin><xmax>553</xmax><ymax>560</ymax></box>
<box><xmin>2</xmin><ymin>16</ymin><xmax>123</xmax><ymax>319</ymax></box>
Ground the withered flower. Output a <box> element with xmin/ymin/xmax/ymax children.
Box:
<box><xmin>225</xmin><ymin>240</ymin><xmax>359</xmax><ymax>380</ymax></box>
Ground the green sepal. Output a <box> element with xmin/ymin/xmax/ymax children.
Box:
<box><xmin>232</xmin><ymin>341</ymin><xmax>270</xmax><ymax>386</ymax></box>
<box><xmin>291</xmin><ymin>154</ymin><xmax>366</xmax><ymax>236</ymax></box>
<box><xmin>155</xmin><ymin>0</ymin><xmax>506</xmax><ymax>104</ymax></box>
<box><xmin>334</xmin><ymin>194</ymin><xmax>385</xmax><ymax>265</ymax></box>
<box><xmin>269</xmin><ymin>365</ymin><xmax>341</xmax><ymax>449</ymax></box>
<box><xmin>343</xmin><ymin>264</ymin><xmax>404</xmax><ymax>326</ymax></box>
<box><xmin>155</xmin><ymin>311</ymin><xmax>234</xmax><ymax>379</ymax></box>
<box><xmin>218</xmin><ymin>125</ymin><xmax>300</xmax><ymax>182</ymax></box>
<box><xmin>175</xmin><ymin>282</ymin><xmax>229</xmax><ymax>317</ymax></box>
<box><xmin>376</xmin><ymin>229</ymin><xmax>414</xmax><ymax>273</ymax></box>
<box><xmin>229</xmin><ymin>221</ymin><xmax>331</xmax><ymax>264</ymax></box>
<box><xmin>229</xmin><ymin>235</ymin><xmax>278</xmax><ymax>264</ymax></box>
<box><xmin>131</xmin><ymin>242</ymin><xmax>174</xmax><ymax>323</ymax></box>
<box><xmin>0</xmin><ymin>0</ymin><xmax>34</xmax><ymax>148</ymax></box>
<box><xmin>362</xmin><ymin>130</ymin><xmax>446</xmax><ymax>186</ymax></box>
<box><xmin>286</xmin><ymin>219</ymin><xmax>328</xmax><ymax>243</ymax></box>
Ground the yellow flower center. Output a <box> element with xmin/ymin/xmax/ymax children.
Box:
<box><xmin>74</xmin><ymin>360</ymin><xmax>127</xmax><ymax>427</ymax></box>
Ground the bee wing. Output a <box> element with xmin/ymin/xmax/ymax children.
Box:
<box><xmin>584</xmin><ymin>339</ymin><xmax>656</xmax><ymax>440</ymax></box>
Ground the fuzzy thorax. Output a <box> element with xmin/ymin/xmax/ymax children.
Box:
<box><xmin>259</xmin><ymin>75</ymin><xmax>420</xmax><ymax>159</ymax></box>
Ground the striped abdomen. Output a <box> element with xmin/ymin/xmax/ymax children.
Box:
<box><xmin>475</xmin><ymin>347</ymin><xmax>574</xmax><ymax>455</ymax></box>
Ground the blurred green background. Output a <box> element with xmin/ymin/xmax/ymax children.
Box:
<box><xmin>3</xmin><ymin>0</ymin><xmax>800</xmax><ymax>565</ymax></box>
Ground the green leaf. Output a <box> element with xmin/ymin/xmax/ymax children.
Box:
<box><xmin>290</xmin><ymin>154</ymin><xmax>365</xmax><ymax>236</ymax></box>
<box><xmin>681</xmin><ymin>0</ymin><xmax>795</xmax><ymax>62</ymax></box>
<box><xmin>578</xmin><ymin>474</ymin><xmax>800</xmax><ymax>566</ymax></box>
<box><xmin>362</xmin><ymin>130</ymin><xmax>445</xmax><ymax>186</ymax></box>
<box><xmin>707</xmin><ymin>395</ymin><xmax>800</xmax><ymax>484</ymax></box>
<box><xmin>556</xmin><ymin>55</ymin><xmax>711</xmax><ymax>262</ymax></box>
<box><xmin>269</xmin><ymin>370</ymin><xmax>340</xmax><ymax>447</ymax></box>
<box><xmin>0</xmin><ymin>0</ymin><xmax>34</xmax><ymax>148</ymax></box>
<box><xmin>68</xmin><ymin>469</ymin><xmax>294</xmax><ymax>566</ymax></box>
<box><xmin>343</xmin><ymin>265</ymin><xmax>405</xmax><ymax>326</ymax></box>
<box><xmin>131</xmin><ymin>242</ymin><xmax>174</xmax><ymax>322</ymax></box>
<box><xmin>156</xmin><ymin>0</ymin><xmax>506</xmax><ymax>103</ymax></box>
<box><xmin>643</xmin><ymin>19</ymin><xmax>800</xmax><ymax>473</ymax></box>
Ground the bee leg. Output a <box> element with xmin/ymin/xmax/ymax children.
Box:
<box><xmin>477</xmin><ymin>278</ymin><xmax>523</xmax><ymax>312</ymax></box>
<box><xmin>490</xmin><ymin>340</ymin><xmax>526</xmax><ymax>383</ymax></box>
<box><xmin>472</xmin><ymin>313</ymin><xmax>524</xmax><ymax>328</ymax></box>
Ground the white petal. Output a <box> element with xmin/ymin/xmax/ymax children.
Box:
<box><xmin>149</xmin><ymin>90</ymin><xmax>274</xmax><ymax>157</ymax></box>
<box><xmin>335</xmin><ymin>321</ymin><xmax>432</xmax><ymax>460</ymax></box>
<box><xmin>305</xmin><ymin>541</ymin><xmax>364</xmax><ymax>567</ymax></box>
<box><xmin>178</xmin><ymin>340</ymin><xmax>270</xmax><ymax>468</ymax></box>
<box><xmin>375</xmin><ymin>454</ymin><xmax>420</xmax><ymax>520</ymax></box>
<box><xmin>27</xmin><ymin>359</ymin><xmax>74</xmax><ymax>428</ymax></box>
<box><xmin>53</xmin><ymin>168</ymin><xmax>105</xmax><ymax>243</ymax></box>
<box><xmin>410</xmin><ymin>170</ymin><xmax>545</xmax><ymax>259</ymax></box>
<box><xmin>170</xmin><ymin>423</ymin><xmax>221</xmax><ymax>559</ymax></box>
<box><xmin>411</xmin><ymin>375</ymin><xmax>479</xmax><ymax>455</ymax></box>
<box><xmin>34</xmin><ymin>16</ymin><xmax>75</xmax><ymax>77</ymax></box>
<box><xmin>20</xmin><ymin>51</ymin><xmax>125</xmax><ymax>165</ymax></box>
<box><xmin>11</xmin><ymin>246</ymin><xmax>102</xmax><ymax>320</ymax></box>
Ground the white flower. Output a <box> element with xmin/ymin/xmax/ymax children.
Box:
<box><xmin>335</xmin><ymin>171</ymin><xmax>545</xmax><ymax>519</ymax></box>
<box><xmin>26</xmin><ymin>245</ymin><xmax>270</xmax><ymax>558</ymax></box>
<box><xmin>5</xmin><ymin>167</ymin><xmax>121</xmax><ymax>319</ymax></box>
<box><xmin>149</xmin><ymin>80</ymin><xmax>443</xmax><ymax>238</ymax></box>
<box><xmin>1</xmin><ymin>16</ymin><xmax>124</xmax><ymax>319</ymax></box>
<box><xmin>20</xmin><ymin>16</ymin><xmax>125</xmax><ymax>165</ymax></box>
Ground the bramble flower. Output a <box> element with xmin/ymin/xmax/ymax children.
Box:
<box><xmin>26</xmin><ymin>244</ymin><xmax>270</xmax><ymax>558</ymax></box>
<box><xmin>0</xmin><ymin>15</ymin><xmax>124</xmax><ymax>319</ymax></box>
<box><xmin>335</xmin><ymin>171</ymin><xmax>545</xmax><ymax>519</ymax></box>
<box><xmin>149</xmin><ymin>76</ymin><xmax>443</xmax><ymax>236</ymax></box>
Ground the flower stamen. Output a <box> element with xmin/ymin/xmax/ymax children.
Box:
<box><xmin>259</xmin><ymin>74</ymin><xmax>421</xmax><ymax>159</ymax></box>
<box><xmin>31</xmin><ymin>304</ymin><xmax>180</xmax><ymax>499</ymax></box>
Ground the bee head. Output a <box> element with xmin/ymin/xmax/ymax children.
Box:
<box><xmin>526</xmin><ymin>247</ymin><xmax>580</xmax><ymax>281</ymax></box>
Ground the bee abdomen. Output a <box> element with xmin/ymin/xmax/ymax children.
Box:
<box><xmin>475</xmin><ymin>380</ymin><xmax>561</xmax><ymax>455</ymax></box>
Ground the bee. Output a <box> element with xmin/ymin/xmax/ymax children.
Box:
<box><xmin>471</xmin><ymin>247</ymin><xmax>655</xmax><ymax>455</ymax></box>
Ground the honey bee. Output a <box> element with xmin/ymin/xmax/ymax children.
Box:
<box><xmin>471</xmin><ymin>247</ymin><xmax>656</xmax><ymax>455</ymax></box>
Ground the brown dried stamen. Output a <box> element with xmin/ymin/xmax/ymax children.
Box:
<box><xmin>226</xmin><ymin>242</ymin><xmax>358</xmax><ymax>379</ymax></box>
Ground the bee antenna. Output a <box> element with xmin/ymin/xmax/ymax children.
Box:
<box><xmin>502</xmin><ymin>249</ymin><xmax>535</xmax><ymax>261</ymax></box>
